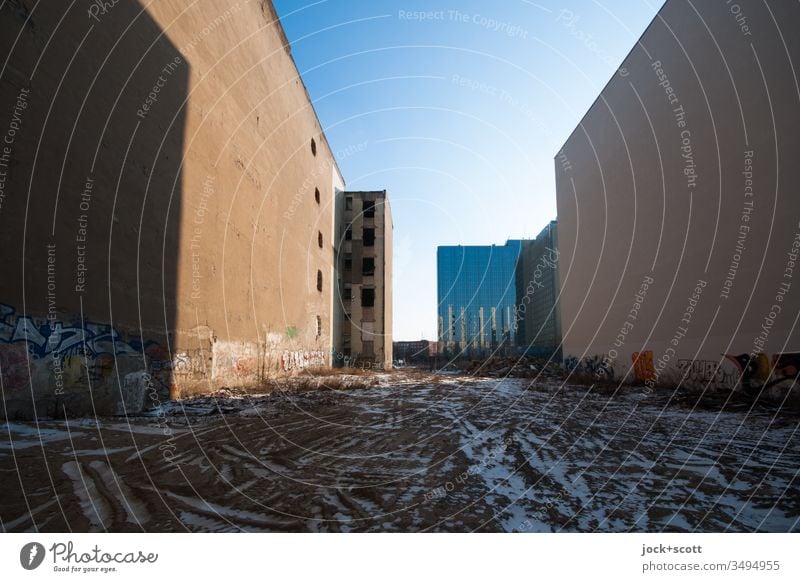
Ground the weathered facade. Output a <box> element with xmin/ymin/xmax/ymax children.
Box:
<box><xmin>0</xmin><ymin>1</ymin><xmax>351</xmax><ymax>418</ymax></box>
<box><xmin>334</xmin><ymin>191</ymin><xmax>393</xmax><ymax>369</ymax></box>
<box><xmin>556</xmin><ymin>0</ymin><xmax>800</xmax><ymax>396</ymax></box>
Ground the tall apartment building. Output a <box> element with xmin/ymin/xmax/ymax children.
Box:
<box><xmin>437</xmin><ymin>241</ymin><xmax>522</xmax><ymax>357</ymax></box>
<box><xmin>516</xmin><ymin>221</ymin><xmax>561</xmax><ymax>358</ymax></box>
<box><xmin>556</xmin><ymin>0</ymin><xmax>800</xmax><ymax>394</ymax></box>
<box><xmin>334</xmin><ymin>191</ymin><xmax>393</xmax><ymax>369</ymax></box>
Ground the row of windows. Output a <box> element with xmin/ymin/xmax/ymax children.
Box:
<box><xmin>341</xmin><ymin>286</ymin><xmax>375</xmax><ymax>307</ymax></box>
<box><xmin>342</xmin><ymin>255</ymin><xmax>376</xmax><ymax>276</ymax></box>
<box><xmin>312</xmin><ymin>138</ymin><xmax>324</xmax><ymax>310</ymax></box>
<box><xmin>318</xmin><ymin>265</ymin><xmax>379</xmax><ymax>295</ymax></box>
<box><xmin>310</xmin><ymin>139</ymin><xmax>322</xmax><ymax>339</ymax></box>
<box><xmin>344</xmin><ymin>197</ymin><xmax>376</xmax><ymax>218</ymax></box>
<box><xmin>344</xmin><ymin>226</ymin><xmax>375</xmax><ymax>246</ymax></box>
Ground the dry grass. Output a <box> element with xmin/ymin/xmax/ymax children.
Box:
<box><xmin>296</xmin><ymin>377</ymin><xmax>378</xmax><ymax>392</ymax></box>
<box><xmin>303</xmin><ymin>366</ymin><xmax>371</xmax><ymax>376</ymax></box>
<box><xmin>179</xmin><ymin>368</ymin><xmax>388</xmax><ymax>399</ymax></box>
<box><xmin>258</xmin><ymin>374</ymin><xmax>380</xmax><ymax>394</ymax></box>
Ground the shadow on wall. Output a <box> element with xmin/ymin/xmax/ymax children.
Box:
<box><xmin>0</xmin><ymin>1</ymin><xmax>188</xmax><ymax>419</ymax></box>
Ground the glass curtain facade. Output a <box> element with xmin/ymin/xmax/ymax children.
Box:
<box><xmin>437</xmin><ymin>241</ymin><xmax>522</xmax><ymax>357</ymax></box>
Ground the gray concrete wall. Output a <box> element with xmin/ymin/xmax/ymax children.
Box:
<box><xmin>556</xmin><ymin>0</ymin><xmax>800</xmax><ymax>396</ymax></box>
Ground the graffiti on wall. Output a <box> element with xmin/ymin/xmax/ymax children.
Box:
<box><xmin>677</xmin><ymin>358</ymin><xmax>737</xmax><ymax>387</ymax></box>
<box><xmin>3</xmin><ymin>303</ymin><xmax>342</xmax><ymax>399</ymax></box>
<box><xmin>565</xmin><ymin>348</ymin><xmax>799</xmax><ymax>398</ymax></box>
<box><xmin>212</xmin><ymin>341</ymin><xmax>259</xmax><ymax>380</ymax></box>
<box><xmin>623</xmin><ymin>346</ymin><xmax>799</xmax><ymax>395</ymax></box>
<box><xmin>0</xmin><ymin>303</ymin><xmax>143</xmax><ymax>359</ymax></box>
<box><xmin>0</xmin><ymin>303</ymin><xmax>165</xmax><ymax>395</ymax></box>
<box><xmin>173</xmin><ymin>350</ymin><xmax>211</xmax><ymax>377</ymax></box>
<box><xmin>281</xmin><ymin>350</ymin><xmax>326</xmax><ymax>371</ymax></box>
<box><xmin>564</xmin><ymin>354</ymin><xmax>615</xmax><ymax>379</ymax></box>
<box><xmin>0</xmin><ymin>343</ymin><xmax>28</xmax><ymax>391</ymax></box>
<box><xmin>771</xmin><ymin>352</ymin><xmax>800</xmax><ymax>382</ymax></box>
<box><xmin>631</xmin><ymin>351</ymin><xmax>656</xmax><ymax>382</ymax></box>
<box><xmin>724</xmin><ymin>352</ymin><xmax>800</xmax><ymax>394</ymax></box>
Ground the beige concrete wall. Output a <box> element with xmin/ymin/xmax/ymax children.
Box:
<box><xmin>0</xmin><ymin>1</ymin><xmax>344</xmax><ymax>417</ymax></box>
<box><xmin>556</xmin><ymin>0</ymin><xmax>800</xmax><ymax>396</ymax></box>
<box><xmin>164</xmin><ymin>0</ymin><xmax>344</xmax><ymax>392</ymax></box>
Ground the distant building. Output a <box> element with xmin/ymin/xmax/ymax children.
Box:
<box><xmin>437</xmin><ymin>241</ymin><xmax>522</xmax><ymax>357</ymax></box>
<box><xmin>335</xmin><ymin>191</ymin><xmax>393</xmax><ymax>369</ymax></box>
<box><xmin>393</xmin><ymin>340</ymin><xmax>432</xmax><ymax>364</ymax></box>
<box><xmin>516</xmin><ymin>221</ymin><xmax>561</xmax><ymax>358</ymax></box>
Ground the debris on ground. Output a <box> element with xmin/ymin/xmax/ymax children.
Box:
<box><xmin>458</xmin><ymin>356</ymin><xmax>566</xmax><ymax>380</ymax></box>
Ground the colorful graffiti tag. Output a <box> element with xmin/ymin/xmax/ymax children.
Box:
<box><xmin>0</xmin><ymin>303</ymin><xmax>148</xmax><ymax>359</ymax></box>
<box><xmin>567</xmin><ymin>348</ymin><xmax>799</xmax><ymax>397</ymax></box>
<box><xmin>631</xmin><ymin>351</ymin><xmax>656</xmax><ymax>382</ymax></box>
<box><xmin>2</xmin><ymin>303</ymin><xmax>343</xmax><ymax>406</ymax></box>
<box><xmin>627</xmin><ymin>347</ymin><xmax>798</xmax><ymax>394</ymax></box>
<box><xmin>724</xmin><ymin>352</ymin><xmax>800</xmax><ymax>394</ymax></box>
<box><xmin>564</xmin><ymin>354</ymin><xmax>615</xmax><ymax>379</ymax></box>
<box><xmin>677</xmin><ymin>358</ymin><xmax>737</xmax><ymax>387</ymax></box>
<box><xmin>281</xmin><ymin>350</ymin><xmax>326</xmax><ymax>371</ymax></box>
<box><xmin>0</xmin><ymin>303</ymin><xmax>163</xmax><ymax>396</ymax></box>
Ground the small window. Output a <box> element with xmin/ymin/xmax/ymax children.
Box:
<box><xmin>345</xmin><ymin>225</ymin><xmax>352</xmax><ymax>240</ymax></box>
<box><xmin>318</xmin><ymin>231</ymin><xmax>323</xmax><ymax>248</ymax></box>
<box><xmin>363</xmin><ymin>228</ymin><xmax>375</xmax><ymax>247</ymax></box>
<box><xmin>311</xmin><ymin>138</ymin><xmax>317</xmax><ymax>156</ymax></box>
<box><xmin>345</xmin><ymin>312</ymin><xmax>352</xmax><ymax>321</ymax></box>
<box><xmin>363</xmin><ymin>199</ymin><xmax>375</xmax><ymax>218</ymax></box>
<box><xmin>361</xmin><ymin>287</ymin><xmax>375</xmax><ymax>307</ymax></box>
<box><xmin>343</xmin><ymin>287</ymin><xmax>352</xmax><ymax>301</ymax></box>
<box><xmin>362</xmin><ymin>257</ymin><xmax>375</xmax><ymax>276</ymax></box>
<box><xmin>314</xmin><ymin>187</ymin><xmax>320</xmax><ymax>204</ymax></box>
<box><xmin>345</xmin><ymin>197</ymin><xmax>353</xmax><ymax>210</ymax></box>
<box><xmin>317</xmin><ymin>270</ymin><xmax>323</xmax><ymax>292</ymax></box>
<box><xmin>316</xmin><ymin>315</ymin><xmax>322</xmax><ymax>337</ymax></box>
<box><xmin>344</xmin><ymin>254</ymin><xmax>352</xmax><ymax>271</ymax></box>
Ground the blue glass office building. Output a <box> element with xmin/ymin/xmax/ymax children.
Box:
<box><xmin>437</xmin><ymin>241</ymin><xmax>522</xmax><ymax>357</ymax></box>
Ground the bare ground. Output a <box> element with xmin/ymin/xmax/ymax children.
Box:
<box><xmin>1</xmin><ymin>371</ymin><xmax>798</xmax><ymax>532</ymax></box>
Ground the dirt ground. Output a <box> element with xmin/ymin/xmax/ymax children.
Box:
<box><xmin>1</xmin><ymin>371</ymin><xmax>798</xmax><ymax>532</ymax></box>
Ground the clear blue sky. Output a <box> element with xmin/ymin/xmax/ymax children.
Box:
<box><xmin>273</xmin><ymin>0</ymin><xmax>663</xmax><ymax>341</ymax></box>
